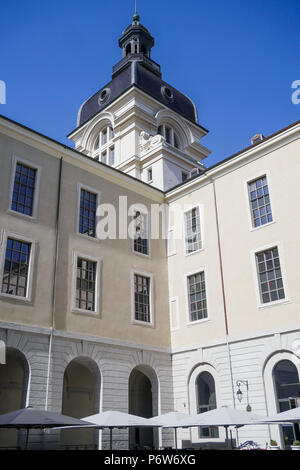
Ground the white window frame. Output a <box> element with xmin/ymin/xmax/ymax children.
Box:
<box><xmin>147</xmin><ymin>167</ymin><xmax>153</xmax><ymax>183</ymax></box>
<box><xmin>250</xmin><ymin>241</ymin><xmax>290</xmax><ymax>310</ymax></box>
<box><xmin>244</xmin><ymin>170</ymin><xmax>276</xmax><ymax>232</ymax></box>
<box><xmin>130</xmin><ymin>205</ymin><xmax>151</xmax><ymax>258</ymax></box>
<box><xmin>131</xmin><ymin>269</ymin><xmax>154</xmax><ymax>327</ymax></box>
<box><xmin>189</xmin><ymin>365</ymin><xmax>222</xmax><ymax>444</ymax></box>
<box><xmin>157</xmin><ymin>124</ymin><xmax>180</xmax><ymax>149</ymax></box>
<box><xmin>184</xmin><ymin>267</ymin><xmax>210</xmax><ymax>325</ymax></box>
<box><xmin>8</xmin><ymin>155</ymin><xmax>42</xmax><ymax>220</ymax></box>
<box><xmin>0</xmin><ymin>230</ymin><xmax>37</xmax><ymax>302</ymax></box>
<box><xmin>92</xmin><ymin>124</ymin><xmax>115</xmax><ymax>165</ymax></box>
<box><xmin>71</xmin><ymin>251</ymin><xmax>101</xmax><ymax>316</ymax></box>
<box><xmin>184</xmin><ymin>204</ymin><xmax>204</xmax><ymax>256</ymax></box>
<box><xmin>76</xmin><ymin>183</ymin><xmax>102</xmax><ymax>241</ymax></box>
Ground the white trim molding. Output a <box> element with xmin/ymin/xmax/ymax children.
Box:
<box><xmin>71</xmin><ymin>251</ymin><xmax>102</xmax><ymax>317</ymax></box>
<box><xmin>184</xmin><ymin>267</ymin><xmax>210</xmax><ymax>326</ymax></box>
<box><xmin>250</xmin><ymin>241</ymin><xmax>291</xmax><ymax>310</ymax></box>
<box><xmin>8</xmin><ymin>155</ymin><xmax>42</xmax><ymax>220</ymax></box>
<box><xmin>129</xmin><ymin>203</ymin><xmax>151</xmax><ymax>258</ymax></box>
<box><xmin>130</xmin><ymin>269</ymin><xmax>154</xmax><ymax>328</ymax></box>
<box><xmin>0</xmin><ymin>230</ymin><xmax>37</xmax><ymax>303</ymax></box>
<box><xmin>183</xmin><ymin>203</ymin><xmax>204</xmax><ymax>257</ymax></box>
<box><xmin>188</xmin><ymin>363</ymin><xmax>223</xmax><ymax>444</ymax></box>
<box><xmin>244</xmin><ymin>169</ymin><xmax>276</xmax><ymax>233</ymax></box>
<box><xmin>76</xmin><ymin>182</ymin><xmax>102</xmax><ymax>241</ymax></box>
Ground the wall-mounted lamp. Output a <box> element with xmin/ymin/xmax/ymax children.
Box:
<box><xmin>236</xmin><ymin>380</ymin><xmax>252</xmax><ymax>412</ymax></box>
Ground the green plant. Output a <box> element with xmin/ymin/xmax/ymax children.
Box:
<box><xmin>270</xmin><ymin>440</ymin><xmax>278</xmax><ymax>446</ymax></box>
<box><xmin>292</xmin><ymin>440</ymin><xmax>300</xmax><ymax>446</ymax></box>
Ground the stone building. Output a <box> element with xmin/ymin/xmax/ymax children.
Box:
<box><xmin>0</xmin><ymin>13</ymin><xmax>300</xmax><ymax>450</ymax></box>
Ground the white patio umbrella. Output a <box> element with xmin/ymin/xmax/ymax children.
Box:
<box><xmin>82</xmin><ymin>411</ymin><xmax>156</xmax><ymax>450</ymax></box>
<box><xmin>148</xmin><ymin>411</ymin><xmax>198</xmax><ymax>448</ymax></box>
<box><xmin>255</xmin><ymin>406</ymin><xmax>300</xmax><ymax>424</ymax></box>
<box><xmin>175</xmin><ymin>406</ymin><xmax>266</xmax><ymax>449</ymax></box>
<box><xmin>0</xmin><ymin>406</ymin><xmax>96</xmax><ymax>450</ymax></box>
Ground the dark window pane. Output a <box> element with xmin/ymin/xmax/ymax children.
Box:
<box><xmin>79</xmin><ymin>189</ymin><xmax>97</xmax><ymax>237</ymax></box>
<box><xmin>11</xmin><ymin>163</ymin><xmax>36</xmax><ymax>216</ymax></box>
<box><xmin>248</xmin><ymin>176</ymin><xmax>272</xmax><ymax>228</ymax></box>
<box><xmin>256</xmin><ymin>247</ymin><xmax>285</xmax><ymax>304</ymax></box>
<box><xmin>1</xmin><ymin>238</ymin><xmax>31</xmax><ymax>297</ymax></box>
<box><xmin>76</xmin><ymin>257</ymin><xmax>96</xmax><ymax>311</ymax></box>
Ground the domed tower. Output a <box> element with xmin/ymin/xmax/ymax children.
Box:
<box><xmin>119</xmin><ymin>11</ymin><xmax>154</xmax><ymax>60</ymax></box>
<box><xmin>68</xmin><ymin>12</ymin><xmax>210</xmax><ymax>191</ymax></box>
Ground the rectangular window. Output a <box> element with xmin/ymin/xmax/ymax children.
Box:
<box><xmin>76</xmin><ymin>257</ymin><xmax>96</xmax><ymax>311</ymax></box>
<box><xmin>187</xmin><ymin>271</ymin><xmax>207</xmax><ymax>321</ymax></box>
<box><xmin>1</xmin><ymin>238</ymin><xmax>31</xmax><ymax>298</ymax></box>
<box><xmin>134</xmin><ymin>274</ymin><xmax>151</xmax><ymax>322</ymax></box>
<box><xmin>165</xmin><ymin>126</ymin><xmax>171</xmax><ymax>144</ymax></box>
<box><xmin>79</xmin><ymin>189</ymin><xmax>97</xmax><ymax>237</ymax></box>
<box><xmin>147</xmin><ymin>168</ymin><xmax>153</xmax><ymax>182</ymax></box>
<box><xmin>133</xmin><ymin>211</ymin><xmax>149</xmax><ymax>255</ymax></box>
<box><xmin>248</xmin><ymin>176</ymin><xmax>273</xmax><ymax>228</ymax></box>
<box><xmin>185</xmin><ymin>206</ymin><xmax>202</xmax><ymax>254</ymax></box>
<box><xmin>101</xmin><ymin>129</ymin><xmax>107</xmax><ymax>145</ymax></box>
<box><xmin>11</xmin><ymin>162</ymin><xmax>36</xmax><ymax>216</ymax></box>
<box><xmin>256</xmin><ymin>247</ymin><xmax>285</xmax><ymax>304</ymax></box>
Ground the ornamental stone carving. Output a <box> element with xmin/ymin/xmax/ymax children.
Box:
<box><xmin>139</xmin><ymin>131</ymin><xmax>165</xmax><ymax>156</ymax></box>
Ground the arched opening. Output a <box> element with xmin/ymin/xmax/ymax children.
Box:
<box><xmin>125</xmin><ymin>43</ymin><xmax>131</xmax><ymax>56</ymax></box>
<box><xmin>196</xmin><ymin>371</ymin><xmax>218</xmax><ymax>438</ymax></box>
<box><xmin>0</xmin><ymin>348</ymin><xmax>29</xmax><ymax>449</ymax></box>
<box><xmin>273</xmin><ymin>360</ymin><xmax>300</xmax><ymax>446</ymax></box>
<box><xmin>128</xmin><ymin>366</ymin><xmax>158</xmax><ymax>449</ymax></box>
<box><xmin>61</xmin><ymin>357</ymin><xmax>101</xmax><ymax>450</ymax></box>
<box><xmin>141</xmin><ymin>44</ymin><xmax>147</xmax><ymax>55</ymax></box>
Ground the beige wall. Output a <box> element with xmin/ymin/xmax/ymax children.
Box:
<box><xmin>54</xmin><ymin>160</ymin><xmax>170</xmax><ymax>348</ymax></box>
<box><xmin>0</xmin><ymin>129</ymin><xmax>171</xmax><ymax>349</ymax></box>
<box><xmin>0</xmin><ymin>133</ymin><xmax>58</xmax><ymax>328</ymax></box>
<box><xmin>1</xmin><ymin>118</ymin><xmax>300</xmax><ymax>354</ymax></box>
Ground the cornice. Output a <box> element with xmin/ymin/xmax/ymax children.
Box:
<box><xmin>0</xmin><ymin>114</ymin><xmax>164</xmax><ymax>202</ymax></box>
<box><xmin>166</xmin><ymin>121</ymin><xmax>300</xmax><ymax>202</ymax></box>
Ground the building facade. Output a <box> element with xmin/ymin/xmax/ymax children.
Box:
<box><xmin>0</xmin><ymin>13</ymin><xmax>300</xmax><ymax>450</ymax></box>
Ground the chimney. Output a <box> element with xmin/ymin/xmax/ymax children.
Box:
<box><xmin>251</xmin><ymin>133</ymin><xmax>265</xmax><ymax>145</ymax></box>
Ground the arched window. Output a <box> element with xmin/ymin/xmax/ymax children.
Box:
<box><xmin>158</xmin><ymin>124</ymin><xmax>180</xmax><ymax>149</ymax></box>
<box><xmin>126</xmin><ymin>43</ymin><xmax>131</xmax><ymax>56</ymax></box>
<box><xmin>196</xmin><ymin>371</ymin><xmax>218</xmax><ymax>438</ymax></box>
<box><xmin>274</xmin><ymin>360</ymin><xmax>300</xmax><ymax>446</ymax></box>
<box><xmin>141</xmin><ymin>44</ymin><xmax>147</xmax><ymax>55</ymax></box>
<box><xmin>93</xmin><ymin>125</ymin><xmax>115</xmax><ymax>165</ymax></box>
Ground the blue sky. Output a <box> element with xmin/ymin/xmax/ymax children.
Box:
<box><xmin>1</xmin><ymin>0</ymin><xmax>299</xmax><ymax>166</ymax></box>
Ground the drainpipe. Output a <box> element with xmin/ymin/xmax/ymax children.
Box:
<box><xmin>204</xmin><ymin>172</ymin><xmax>236</xmax><ymax>408</ymax></box>
<box><xmin>45</xmin><ymin>157</ymin><xmax>63</xmax><ymax>410</ymax></box>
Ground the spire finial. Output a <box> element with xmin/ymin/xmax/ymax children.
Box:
<box><xmin>133</xmin><ymin>0</ymin><xmax>140</xmax><ymax>23</ymax></box>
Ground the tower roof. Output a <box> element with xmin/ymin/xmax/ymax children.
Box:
<box><xmin>74</xmin><ymin>15</ymin><xmax>200</xmax><ymax>131</ymax></box>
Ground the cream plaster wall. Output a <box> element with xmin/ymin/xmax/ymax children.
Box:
<box><xmin>214</xmin><ymin>137</ymin><xmax>300</xmax><ymax>338</ymax></box>
<box><xmin>0</xmin><ymin>133</ymin><xmax>58</xmax><ymax>328</ymax></box>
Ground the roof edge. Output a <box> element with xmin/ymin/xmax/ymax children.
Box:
<box><xmin>165</xmin><ymin>118</ymin><xmax>300</xmax><ymax>195</ymax></box>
